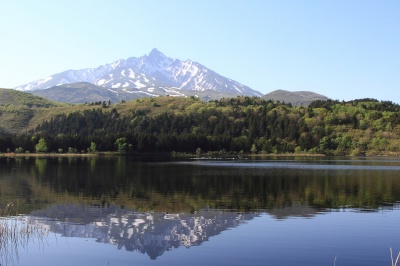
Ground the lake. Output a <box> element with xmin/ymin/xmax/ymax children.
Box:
<box><xmin>0</xmin><ymin>156</ymin><xmax>400</xmax><ymax>266</ymax></box>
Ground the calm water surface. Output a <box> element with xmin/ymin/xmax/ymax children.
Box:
<box><xmin>0</xmin><ymin>156</ymin><xmax>400</xmax><ymax>266</ymax></box>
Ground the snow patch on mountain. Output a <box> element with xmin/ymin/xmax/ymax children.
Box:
<box><xmin>128</xmin><ymin>69</ymin><xmax>135</xmax><ymax>79</ymax></box>
<box><xmin>108</xmin><ymin>89</ymin><xmax>118</xmax><ymax>94</ymax></box>
<box><xmin>134</xmin><ymin>81</ymin><xmax>146</xmax><ymax>88</ymax></box>
<box><xmin>111</xmin><ymin>83</ymin><xmax>120</xmax><ymax>88</ymax></box>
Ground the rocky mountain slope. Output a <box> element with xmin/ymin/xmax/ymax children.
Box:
<box><xmin>30</xmin><ymin>82</ymin><xmax>231</xmax><ymax>103</ymax></box>
<box><xmin>15</xmin><ymin>49</ymin><xmax>262</xmax><ymax>101</ymax></box>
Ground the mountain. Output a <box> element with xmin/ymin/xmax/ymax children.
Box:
<box><xmin>262</xmin><ymin>89</ymin><xmax>329</xmax><ymax>106</ymax></box>
<box><xmin>15</xmin><ymin>48</ymin><xmax>262</xmax><ymax>102</ymax></box>
<box><xmin>30</xmin><ymin>82</ymin><xmax>232</xmax><ymax>103</ymax></box>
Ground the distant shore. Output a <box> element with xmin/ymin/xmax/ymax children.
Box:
<box><xmin>0</xmin><ymin>152</ymin><xmax>102</xmax><ymax>158</ymax></box>
<box><xmin>1</xmin><ymin>152</ymin><xmax>326</xmax><ymax>158</ymax></box>
<box><xmin>2</xmin><ymin>151</ymin><xmax>398</xmax><ymax>159</ymax></box>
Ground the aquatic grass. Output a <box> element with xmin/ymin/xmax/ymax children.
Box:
<box><xmin>0</xmin><ymin>202</ymin><xmax>49</xmax><ymax>266</ymax></box>
<box><xmin>333</xmin><ymin>249</ymin><xmax>400</xmax><ymax>266</ymax></box>
<box><xmin>0</xmin><ymin>203</ymin><xmax>14</xmax><ymax>216</ymax></box>
<box><xmin>391</xmin><ymin>247</ymin><xmax>400</xmax><ymax>266</ymax></box>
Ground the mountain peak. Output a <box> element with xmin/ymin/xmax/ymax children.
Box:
<box><xmin>148</xmin><ymin>48</ymin><xmax>165</xmax><ymax>59</ymax></box>
<box><xmin>138</xmin><ymin>48</ymin><xmax>172</xmax><ymax>74</ymax></box>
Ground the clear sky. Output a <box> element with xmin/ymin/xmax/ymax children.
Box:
<box><xmin>1</xmin><ymin>0</ymin><xmax>399</xmax><ymax>103</ymax></box>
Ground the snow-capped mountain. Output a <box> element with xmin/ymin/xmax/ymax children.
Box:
<box><xmin>15</xmin><ymin>49</ymin><xmax>262</xmax><ymax>99</ymax></box>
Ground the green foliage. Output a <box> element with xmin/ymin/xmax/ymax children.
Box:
<box><xmin>35</xmin><ymin>138</ymin><xmax>48</xmax><ymax>153</ymax></box>
<box><xmin>250</xmin><ymin>144</ymin><xmax>257</xmax><ymax>154</ymax></box>
<box><xmin>68</xmin><ymin>147</ymin><xmax>77</xmax><ymax>154</ymax></box>
<box><xmin>15</xmin><ymin>147</ymin><xmax>24</xmax><ymax>153</ymax></box>
<box><xmin>115</xmin><ymin>137</ymin><xmax>128</xmax><ymax>153</ymax></box>
<box><xmin>195</xmin><ymin>147</ymin><xmax>202</xmax><ymax>157</ymax></box>
<box><xmin>89</xmin><ymin>142</ymin><xmax>97</xmax><ymax>153</ymax></box>
<box><xmin>1</xmin><ymin>95</ymin><xmax>400</xmax><ymax>155</ymax></box>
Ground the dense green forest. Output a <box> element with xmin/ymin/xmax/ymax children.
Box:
<box><xmin>1</xmin><ymin>93</ymin><xmax>400</xmax><ymax>156</ymax></box>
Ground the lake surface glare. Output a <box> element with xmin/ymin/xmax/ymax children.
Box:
<box><xmin>0</xmin><ymin>156</ymin><xmax>399</xmax><ymax>266</ymax></box>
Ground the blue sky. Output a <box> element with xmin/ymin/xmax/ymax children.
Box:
<box><xmin>1</xmin><ymin>1</ymin><xmax>399</xmax><ymax>103</ymax></box>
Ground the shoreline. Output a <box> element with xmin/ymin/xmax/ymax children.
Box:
<box><xmin>0</xmin><ymin>152</ymin><xmax>104</xmax><ymax>158</ymax></box>
<box><xmin>1</xmin><ymin>152</ymin><xmax>398</xmax><ymax>159</ymax></box>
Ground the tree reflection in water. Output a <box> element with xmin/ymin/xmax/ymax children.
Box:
<box><xmin>0</xmin><ymin>203</ymin><xmax>49</xmax><ymax>266</ymax></box>
<box><xmin>1</xmin><ymin>157</ymin><xmax>400</xmax><ymax>265</ymax></box>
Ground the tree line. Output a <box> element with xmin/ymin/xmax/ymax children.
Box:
<box><xmin>1</xmin><ymin>96</ymin><xmax>400</xmax><ymax>156</ymax></box>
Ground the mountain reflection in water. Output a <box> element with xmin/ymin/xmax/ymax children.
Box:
<box><xmin>2</xmin><ymin>156</ymin><xmax>400</xmax><ymax>265</ymax></box>
<box><xmin>28</xmin><ymin>204</ymin><xmax>258</xmax><ymax>260</ymax></box>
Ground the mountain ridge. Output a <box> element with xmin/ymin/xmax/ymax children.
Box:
<box><xmin>262</xmin><ymin>89</ymin><xmax>329</xmax><ymax>106</ymax></box>
<box><xmin>15</xmin><ymin>48</ymin><xmax>262</xmax><ymax>99</ymax></box>
<box><xmin>13</xmin><ymin>49</ymin><xmax>330</xmax><ymax>104</ymax></box>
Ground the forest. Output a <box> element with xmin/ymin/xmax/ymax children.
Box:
<box><xmin>1</xmin><ymin>95</ymin><xmax>400</xmax><ymax>156</ymax></box>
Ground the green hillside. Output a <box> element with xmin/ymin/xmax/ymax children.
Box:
<box><xmin>0</xmin><ymin>88</ymin><xmax>59</xmax><ymax>107</ymax></box>
<box><xmin>0</xmin><ymin>88</ymin><xmax>67</xmax><ymax>134</ymax></box>
<box><xmin>0</xmin><ymin>89</ymin><xmax>43</xmax><ymax>134</ymax></box>
<box><xmin>1</xmin><ymin>94</ymin><xmax>400</xmax><ymax>156</ymax></box>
